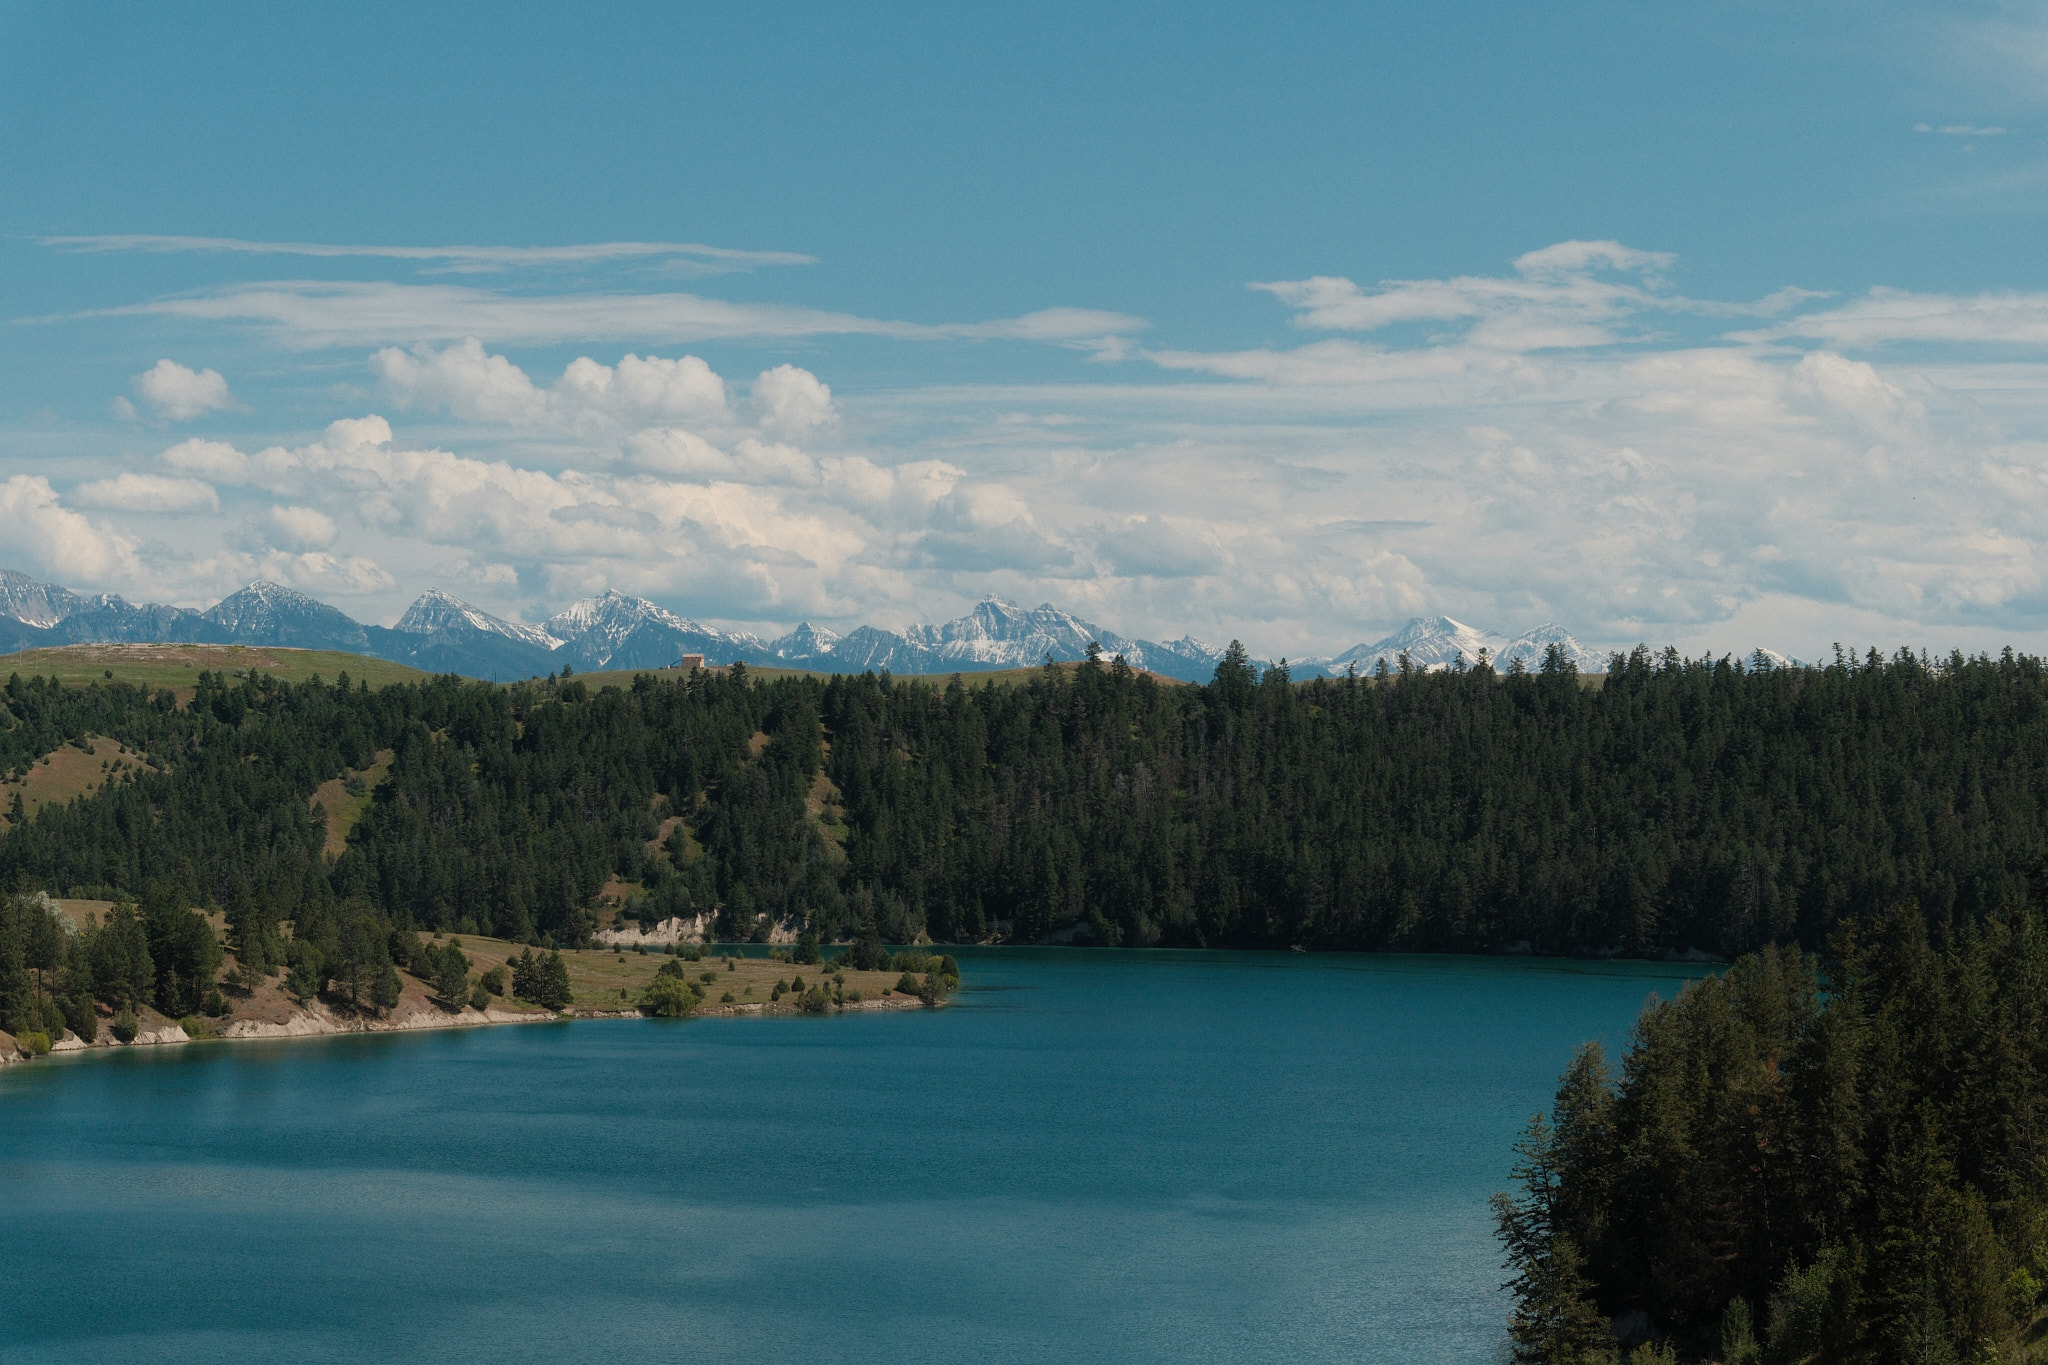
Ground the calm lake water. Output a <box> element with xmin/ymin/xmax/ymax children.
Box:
<box><xmin>0</xmin><ymin>948</ymin><xmax>1709</xmax><ymax>1364</ymax></box>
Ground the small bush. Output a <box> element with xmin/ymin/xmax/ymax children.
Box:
<box><xmin>112</xmin><ymin>1009</ymin><xmax>139</xmax><ymax>1043</ymax></box>
<box><xmin>845</xmin><ymin>989</ymin><xmax>862</xmax><ymax>1003</ymax></box>
<box><xmin>480</xmin><ymin>965</ymin><xmax>507</xmax><ymax>996</ymax></box>
<box><xmin>895</xmin><ymin>972</ymin><xmax>920</xmax><ymax>995</ymax></box>
<box><xmin>15</xmin><ymin>1030</ymin><xmax>50</xmax><ymax>1056</ymax></box>
<box><xmin>2009</xmin><ymin>1268</ymin><xmax>2043</xmax><ymax>1322</ymax></box>
<box><xmin>699</xmin><ymin>971</ymin><xmax>718</xmax><ymax>985</ymax></box>
<box><xmin>469</xmin><ymin>981</ymin><xmax>491</xmax><ymax>1011</ymax></box>
<box><xmin>720</xmin><ymin>991</ymin><xmax>736</xmax><ymax>1003</ymax></box>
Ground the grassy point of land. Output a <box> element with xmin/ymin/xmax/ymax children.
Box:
<box><xmin>427</xmin><ymin>934</ymin><xmax>927</xmax><ymax>1015</ymax></box>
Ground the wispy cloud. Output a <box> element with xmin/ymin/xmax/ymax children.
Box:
<box><xmin>42</xmin><ymin>280</ymin><xmax>1147</xmax><ymax>351</ymax></box>
<box><xmin>41</xmin><ymin>234</ymin><xmax>816</xmax><ymax>274</ymax></box>
<box><xmin>1733</xmin><ymin>288</ymin><xmax>2048</xmax><ymax>347</ymax></box>
<box><xmin>1245</xmin><ymin>241</ymin><xmax>1805</xmax><ymax>353</ymax></box>
<box><xmin>1915</xmin><ymin>122</ymin><xmax>2012</xmax><ymax>136</ymax></box>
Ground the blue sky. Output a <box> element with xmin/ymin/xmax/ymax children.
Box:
<box><xmin>3</xmin><ymin>1</ymin><xmax>2048</xmax><ymax>658</ymax></box>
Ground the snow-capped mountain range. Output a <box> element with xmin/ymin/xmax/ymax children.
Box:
<box><xmin>1293</xmin><ymin>616</ymin><xmax>1608</xmax><ymax>676</ymax></box>
<box><xmin>0</xmin><ymin>567</ymin><xmax>1619</xmax><ymax>683</ymax></box>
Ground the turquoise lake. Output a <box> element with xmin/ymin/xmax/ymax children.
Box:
<box><xmin>0</xmin><ymin>948</ymin><xmax>1710</xmax><ymax>1364</ymax></box>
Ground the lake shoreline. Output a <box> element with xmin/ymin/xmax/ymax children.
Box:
<box><xmin>2</xmin><ymin>978</ymin><xmax>936</xmax><ymax>1065</ymax></box>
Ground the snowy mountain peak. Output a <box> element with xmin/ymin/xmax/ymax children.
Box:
<box><xmin>544</xmin><ymin>590</ymin><xmax>703</xmax><ymax>641</ymax></box>
<box><xmin>1334</xmin><ymin>616</ymin><xmax>1505</xmax><ymax>671</ymax></box>
<box><xmin>396</xmin><ymin>589</ymin><xmax>563</xmax><ymax>650</ymax></box>
<box><xmin>1494</xmin><ymin>624</ymin><xmax>1607</xmax><ymax>673</ymax></box>
<box><xmin>771</xmin><ymin>622</ymin><xmax>843</xmax><ymax>657</ymax></box>
<box><xmin>201</xmin><ymin>580</ymin><xmax>369</xmax><ymax>650</ymax></box>
<box><xmin>205</xmin><ymin>581</ymin><xmax>347</xmax><ymax>633</ymax></box>
<box><xmin>907</xmin><ymin>597</ymin><xmax>1135</xmax><ymax>666</ymax></box>
<box><xmin>0</xmin><ymin>568</ymin><xmax>84</xmax><ymax>627</ymax></box>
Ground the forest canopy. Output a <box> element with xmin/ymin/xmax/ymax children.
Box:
<box><xmin>2</xmin><ymin>643</ymin><xmax>2048</xmax><ymax>958</ymax></box>
<box><xmin>1495</xmin><ymin>898</ymin><xmax>2048</xmax><ymax>1363</ymax></box>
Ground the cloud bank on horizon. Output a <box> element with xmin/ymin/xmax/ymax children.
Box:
<box><xmin>6</xmin><ymin>3</ymin><xmax>2048</xmax><ymax>662</ymax></box>
<box><xmin>12</xmin><ymin>232</ymin><xmax>2048</xmax><ymax>662</ymax></box>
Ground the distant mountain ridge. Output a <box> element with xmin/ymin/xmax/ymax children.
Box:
<box><xmin>1293</xmin><ymin>615</ymin><xmax>1609</xmax><ymax>676</ymax></box>
<box><xmin>0</xmin><ymin>568</ymin><xmax>1620</xmax><ymax>684</ymax></box>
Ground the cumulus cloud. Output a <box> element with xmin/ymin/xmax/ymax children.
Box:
<box><xmin>266</xmin><ymin>504</ymin><xmax>338</xmax><ymax>551</ymax></box>
<box><xmin>120</xmin><ymin>359</ymin><xmax>239</xmax><ymax>421</ymax></box>
<box><xmin>257</xmin><ymin>550</ymin><xmax>394</xmax><ymax>594</ymax></box>
<box><xmin>373</xmin><ymin>339</ymin><xmax>732</xmax><ymax>429</ymax></box>
<box><xmin>0</xmin><ymin>476</ymin><xmax>145</xmax><ymax>583</ymax></box>
<box><xmin>751</xmin><ymin>364</ymin><xmax>837</xmax><ymax>436</ymax></box>
<box><xmin>1097</xmin><ymin>516</ymin><xmax>1227</xmax><ymax>578</ymax></box>
<box><xmin>70</xmin><ymin>472</ymin><xmax>220</xmax><ymax>514</ymax></box>
<box><xmin>133</xmin><ymin>410</ymin><xmax>981</xmax><ymax>623</ymax></box>
<box><xmin>36</xmin><ymin>238</ymin><xmax>2048</xmax><ymax>663</ymax></box>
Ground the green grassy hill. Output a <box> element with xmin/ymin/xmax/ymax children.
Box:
<box><xmin>0</xmin><ymin>643</ymin><xmax>434</xmax><ymax>691</ymax></box>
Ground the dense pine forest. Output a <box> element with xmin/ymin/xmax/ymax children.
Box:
<box><xmin>4</xmin><ymin>643</ymin><xmax>2048</xmax><ymax>962</ymax></box>
<box><xmin>1496</xmin><ymin>899</ymin><xmax>2048</xmax><ymax>1363</ymax></box>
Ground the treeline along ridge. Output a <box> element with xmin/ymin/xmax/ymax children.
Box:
<box><xmin>2</xmin><ymin>644</ymin><xmax>2046</xmax><ymax>957</ymax></box>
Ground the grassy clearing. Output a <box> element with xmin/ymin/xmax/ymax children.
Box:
<box><xmin>308</xmin><ymin>749</ymin><xmax>394</xmax><ymax>860</ymax></box>
<box><xmin>436</xmin><ymin>933</ymin><xmax>921</xmax><ymax>1014</ymax></box>
<box><xmin>0</xmin><ymin>736</ymin><xmax>155</xmax><ymax>824</ymax></box>
<box><xmin>0</xmin><ymin>644</ymin><xmax>434</xmax><ymax>693</ymax></box>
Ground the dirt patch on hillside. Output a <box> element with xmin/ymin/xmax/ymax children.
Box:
<box><xmin>1</xmin><ymin>736</ymin><xmax>155</xmax><ymax>824</ymax></box>
<box><xmin>50</xmin><ymin>899</ymin><xmax>115</xmax><ymax>929</ymax></box>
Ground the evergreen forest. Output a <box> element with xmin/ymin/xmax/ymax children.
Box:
<box><xmin>4</xmin><ymin>643</ymin><xmax>2048</xmax><ymax>962</ymax></box>
<box><xmin>1495</xmin><ymin>898</ymin><xmax>2048</xmax><ymax>1363</ymax></box>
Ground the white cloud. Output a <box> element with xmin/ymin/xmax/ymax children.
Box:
<box><xmin>44</xmin><ymin>234</ymin><xmax>815</xmax><ymax>273</ymax></box>
<box><xmin>1737</xmin><ymin>288</ymin><xmax>2048</xmax><ymax>347</ymax></box>
<box><xmin>130</xmin><ymin>359</ymin><xmax>238</xmax><ymax>421</ymax></box>
<box><xmin>32</xmin><ymin>239</ymin><xmax>2048</xmax><ymax>663</ymax></box>
<box><xmin>67</xmin><ymin>281</ymin><xmax>1148</xmax><ymax>351</ymax></box>
<box><xmin>1915</xmin><ymin>122</ymin><xmax>2011</xmax><ymax>136</ymax></box>
<box><xmin>70</xmin><ymin>472</ymin><xmax>220</xmax><ymax>514</ymax></box>
<box><xmin>1097</xmin><ymin>516</ymin><xmax>1227</xmax><ymax>578</ymax></box>
<box><xmin>374</xmin><ymin>339</ymin><xmax>730</xmax><ymax>429</ymax></box>
<box><xmin>160</xmin><ymin>438</ymin><xmax>252</xmax><ymax>481</ymax></box>
<box><xmin>258</xmin><ymin>550</ymin><xmax>394</xmax><ymax>594</ymax></box>
<box><xmin>751</xmin><ymin>364</ymin><xmax>837</xmax><ymax>436</ymax></box>
<box><xmin>563</xmin><ymin>352</ymin><xmax>727</xmax><ymax>421</ymax></box>
<box><xmin>0</xmin><ymin>476</ymin><xmax>145</xmax><ymax>583</ymax></box>
<box><xmin>266</xmin><ymin>504</ymin><xmax>338</xmax><ymax>551</ymax></box>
